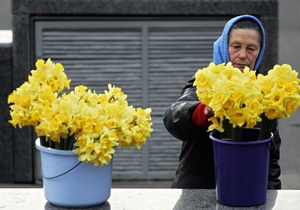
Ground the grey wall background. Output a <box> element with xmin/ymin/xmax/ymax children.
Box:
<box><xmin>0</xmin><ymin>0</ymin><xmax>11</xmax><ymax>29</ymax></box>
<box><xmin>276</xmin><ymin>0</ymin><xmax>300</xmax><ymax>189</ymax></box>
<box><xmin>1</xmin><ymin>0</ymin><xmax>299</xmax><ymax>189</ymax></box>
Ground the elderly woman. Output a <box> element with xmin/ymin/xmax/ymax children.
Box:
<box><xmin>163</xmin><ymin>14</ymin><xmax>281</xmax><ymax>189</ymax></box>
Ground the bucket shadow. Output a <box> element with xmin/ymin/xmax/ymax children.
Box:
<box><xmin>44</xmin><ymin>201</ymin><xmax>111</xmax><ymax>210</ymax></box>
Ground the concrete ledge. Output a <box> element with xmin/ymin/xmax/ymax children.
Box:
<box><xmin>0</xmin><ymin>30</ymin><xmax>12</xmax><ymax>44</ymax></box>
<box><xmin>0</xmin><ymin>189</ymin><xmax>300</xmax><ymax>209</ymax></box>
<box><xmin>0</xmin><ymin>30</ymin><xmax>12</xmax><ymax>65</ymax></box>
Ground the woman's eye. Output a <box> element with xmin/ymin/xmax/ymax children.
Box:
<box><xmin>247</xmin><ymin>48</ymin><xmax>255</xmax><ymax>52</ymax></box>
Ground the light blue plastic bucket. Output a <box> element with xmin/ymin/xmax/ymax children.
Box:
<box><xmin>35</xmin><ymin>138</ymin><xmax>112</xmax><ymax>208</ymax></box>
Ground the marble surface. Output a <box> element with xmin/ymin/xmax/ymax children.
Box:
<box><xmin>0</xmin><ymin>188</ymin><xmax>299</xmax><ymax>210</ymax></box>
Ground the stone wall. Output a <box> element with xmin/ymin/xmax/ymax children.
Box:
<box><xmin>0</xmin><ymin>31</ymin><xmax>13</xmax><ymax>182</ymax></box>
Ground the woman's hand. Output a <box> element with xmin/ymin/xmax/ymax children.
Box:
<box><xmin>204</xmin><ymin>106</ymin><xmax>214</xmax><ymax>116</ymax></box>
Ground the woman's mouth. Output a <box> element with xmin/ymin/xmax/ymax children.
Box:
<box><xmin>234</xmin><ymin>63</ymin><xmax>248</xmax><ymax>71</ymax></box>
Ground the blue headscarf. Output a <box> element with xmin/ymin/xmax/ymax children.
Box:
<box><xmin>213</xmin><ymin>14</ymin><xmax>265</xmax><ymax>71</ymax></box>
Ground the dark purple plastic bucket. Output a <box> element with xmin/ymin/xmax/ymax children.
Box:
<box><xmin>210</xmin><ymin>128</ymin><xmax>272</xmax><ymax>207</ymax></box>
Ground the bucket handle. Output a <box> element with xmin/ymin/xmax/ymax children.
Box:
<box><xmin>268</xmin><ymin>131</ymin><xmax>278</xmax><ymax>151</ymax></box>
<box><xmin>42</xmin><ymin>162</ymin><xmax>82</xmax><ymax>179</ymax></box>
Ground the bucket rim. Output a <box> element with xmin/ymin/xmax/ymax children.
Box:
<box><xmin>35</xmin><ymin>138</ymin><xmax>76</xmax><ymax>156</ymax></box>
<box><xmin>209</xmin><ymin>131</ymin><xmax>272</xmax><ymax>145</ymax></box>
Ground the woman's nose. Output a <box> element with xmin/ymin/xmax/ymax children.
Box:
<box><xmin>239</xmin><ymin>48</ymin><xmax>247</xmax><ymax>59</ymax></box>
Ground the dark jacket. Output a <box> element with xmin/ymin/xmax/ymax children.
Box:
<box><xmin>163</xmin><ymin>76</ymin><xmax>281</xmax><ymax>189</ymax></box>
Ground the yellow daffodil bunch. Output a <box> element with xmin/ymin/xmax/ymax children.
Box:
<box><xmin>8</xmin><ymin>59</ymin><xmax>71</xmax><ymax>128</ymax></box>
<box><xmin>257</xmin><ymin>64</ymin><xmax>300</xmax><ymax>139</ymax></box>
<box><xmin>194</xmin><ymin>62</ymin><xmax>263</xmax><ymax>131</ymax></box>
<box><xmin>258</xmin><ymin>64</ymin><xmax>300</xmax><ymax>119</ymax></box>
<box><xmin>194</xmin><ymin>62</ymin><xmax>300</xmax><ymax>141</ymax></box>
<box><xmin>8</xmin><ymin>59</ymin><xmax>153</xmax><ymax>166</ymax></box>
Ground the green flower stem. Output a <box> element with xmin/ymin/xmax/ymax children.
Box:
<box><xmin>67</xmin><ymin>135</ymin><xmax>76</xmax><ymax>150</ymax></box>
<box><xmin>39</xmin><ymin>134</ymin><xmax>76</xmax><ymax>150</ymax></box>
<box><xmin>231</xmin><ymin>126</ymin><xmax>243</xmax><ymax>142</ymax></box>
<box><xmin>62</xmin><ymin>135</ymin><xmax>76</xmax><ymax>150</ymax></box>
<box><xmin>220</xmin><ymin>119</ymin><xmax>232</xmax><ymax>139</ymax></box>
<box><xmin>220</xmin><ymin>119</ymin><xmax>243</xmax><ymax>141</ymax></box>
<box><xmin>39</xmin><ymin>136</ymin><xmax>49</xmax><ymax>147</ymax></box>
<box><xmin>54</xmin><ymin>141</ymin><xmax>61</xmax><ymax>150</ymax></box>
<box><xmin>258</xmin><ymin>114</ymin><xmax>275</xmax><ymax>140</ymax></box>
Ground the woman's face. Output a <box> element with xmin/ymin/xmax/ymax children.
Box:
<box><xmin>228</xmin><ymin>28</ymin><xmax>261</xmax><ymax>71</ymax></box>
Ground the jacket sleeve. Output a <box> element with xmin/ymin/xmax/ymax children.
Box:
<box><xmin>163</xmin><ymin>76</ymin><xmax>208</xmax><ymax>141</ymax></box>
